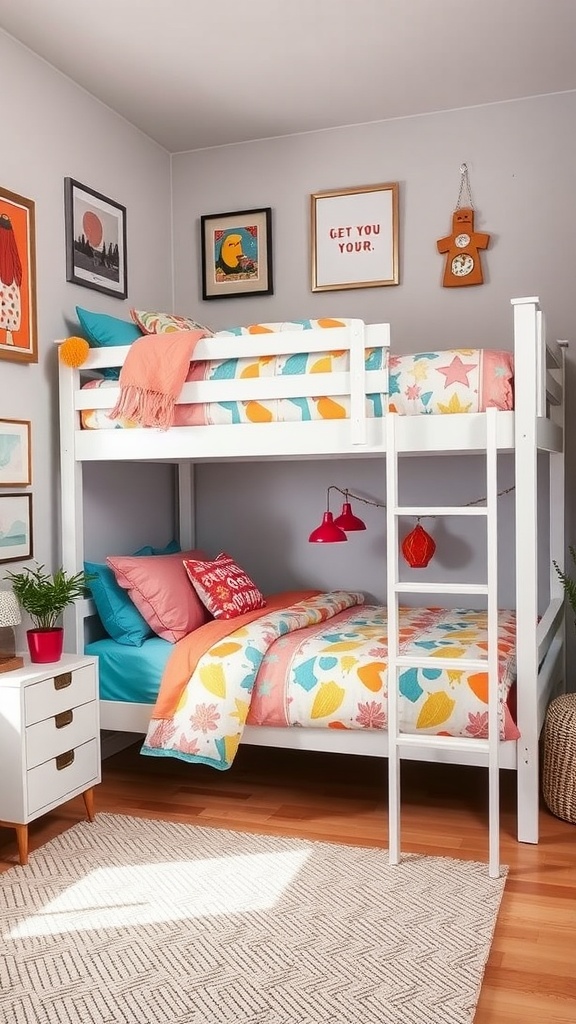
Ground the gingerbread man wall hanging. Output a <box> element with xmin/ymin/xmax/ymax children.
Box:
<box><xmin>437</xmin><ymin>164</ymin><xmax>490</xmax><ymax>287</ymax></box>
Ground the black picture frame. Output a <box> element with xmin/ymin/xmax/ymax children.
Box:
<box><xmin>64</xmin><ymin>178</ymin><xmax>127</xmax><ymax>299</ymax></box>
<box><xmin>200</xmin><ymin>207</ymin><xmax>273</xmax><ymax>300</ymax></box>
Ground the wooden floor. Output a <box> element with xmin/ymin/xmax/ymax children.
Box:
<box><xmin>1</xmin><ymin>740</ymin><xmax>575</xmax><ymax>1023</ymax></box>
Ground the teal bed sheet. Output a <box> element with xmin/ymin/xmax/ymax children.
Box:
<box><xmin>86</xmin><ymin>636</ymin><xmax>173</xmax><ymax>704</ymax></box>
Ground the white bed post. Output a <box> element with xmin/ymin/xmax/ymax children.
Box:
<box><xmin>57</xmin><ymin>352</ymin><xmax>86</xmax><ymax>654</ymax></box>
<box><xmin>386</xmin><ymin>414</ymin><xmax>401</xmax><ymax>864</ymax></box>
<box><xmin>485</xmin><ymin>407</ymin><xmax>501</xmax><ymax>876</ymax></box>
<box><xmin>176</xmin><ymin>462</ymin><xmax>195</xmax><ymax>548</ymax></box>
<box><xmin>549</xmin><ymin>342</ymin><xmax>567</xmax><ymax>694</ymax></box>
<box><xmin>512</xmin><ymin>297</ymin><xmax>540</xmax><ymax>844</ymax></box>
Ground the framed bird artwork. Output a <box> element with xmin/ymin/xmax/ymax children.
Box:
<box><xmin>200</xmin><ymin>207</ymin><xmax>273</xmax><ymax>300</ymax></box>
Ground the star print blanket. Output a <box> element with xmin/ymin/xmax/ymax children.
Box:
<box><xmin>81</xmin><ymin>322</ymin><xmax>514</xmax><ymax>429</ymax></box>
<box><xmin>141</xmin><ymin>593</ymin><xmax>519</xmax><ymax>770</ymax></box>
<box><xmin>387</xmin><ymin>347</ymin><xmax>514</xmax><ymax>416</ymax></box>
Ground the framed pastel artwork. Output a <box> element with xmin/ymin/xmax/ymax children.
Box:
<box><xmin>0</xmin><ymin>186</ymin><xmax>38</xmax><ymax>363</ymax></box>
<box><xmin>200</xmin><ymin>207</ymin><xmax>273</xmax><ymax>300</ymax></box>
<box><xmin>0</xmin><ymin>493</ymin><xmax>33</xmax><ymax>563</ymax></box>
<box><xmin>0</xmin><ymin>419</ymin><xmax>31</xmax><ymax>486</ymax></box>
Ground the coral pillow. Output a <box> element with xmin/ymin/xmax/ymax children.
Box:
<box><xmin>183</xmin><ymin>552</ymin><xmax>266</xmax><ymax>620</ymax></box>
<box><xmin>85</xmin><ymin>540</ymin><xmax>181</xmax><ymax>646</ymax></box>
<box><xmin>107</xmin><ymin>549</ymin><xmax>211</xmax><ymax>643</ymax></box>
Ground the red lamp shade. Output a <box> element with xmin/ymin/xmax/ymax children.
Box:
<box><xmin>309</xmin><ymin>512</ymin><xmax>348</xmax><ymax>544</ymax></box>
<box><xmin>401</xmin><ymin>524</ymin><xmax>436</xmax><ymax>567</ymax></box>
<box><xmin>334</xmin><ymin>502</ymin><xmax>367</xmax><ymax>532</ymax></box>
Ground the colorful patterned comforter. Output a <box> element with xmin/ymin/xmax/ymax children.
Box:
<box><xmin>141</xmin><ymin>593</ymin><xmax>519</xmax><ymax>771</ymax></box>
<box><xmin>80</xmin><ymin>318</ymin><xmax>514</xmax><ymax>429</ymax></box>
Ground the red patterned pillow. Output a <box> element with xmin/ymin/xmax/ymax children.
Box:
<box><xmin>183</xmin><ymin>552</ymin><xmax>266</xmax><ymax>620</ymax></box>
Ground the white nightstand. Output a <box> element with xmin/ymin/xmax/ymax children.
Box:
<box><xmin>0</xmin><ymin>653</ymin><xmax>101</xmax><ymax>865</ymax></box>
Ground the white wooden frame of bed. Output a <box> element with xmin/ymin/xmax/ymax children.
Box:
<box><xmin>58</xmin><ymin>296</ymin><xmax>566</xmax><ymax>874</ymax></box>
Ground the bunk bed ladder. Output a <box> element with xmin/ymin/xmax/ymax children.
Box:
<box><xmin>386</xmin><ymin>407</ymin><xmax>501</xmax><ymax>878</ymax></box>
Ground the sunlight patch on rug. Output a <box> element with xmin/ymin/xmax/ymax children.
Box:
<box><xmin>0</xmin><ymin>813</ymin><xmax>506</xmax><ymax>1024</ymax></box>
<box><xmin>8</xmin><ymin>847</ymin><xmax>310</xmax><ymax>937</ymax></box>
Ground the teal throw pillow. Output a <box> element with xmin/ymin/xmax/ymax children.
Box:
<box><xmin>133</xmin><ymin>540</ymin><xmax>181</xmax><ymax>557</ymax></box>
<box><xmin>85</xmin><ymin>540</ymin><xmax>181</xmax><ymax>646</ymax></box>
<box><xmin>76</xmin><ymin>306</ymin><xmax>143</xmax><ymax>380</ymax></box>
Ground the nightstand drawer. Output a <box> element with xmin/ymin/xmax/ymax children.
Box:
<box><xmin>24</xmin><ymin>665</ymin><xmax>96</xmax><ymax>726</ymax></box>
<box><xmin>27</xmin><ymin>738</ymin><xmax>99</xmax><ymax>817</ymax></box>
<box><xmin>25</xmin><ymin>700</ymin><xmax>98</xmax><ymax>770</ymax></box>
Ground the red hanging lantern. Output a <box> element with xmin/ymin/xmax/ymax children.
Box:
<box><xmin>401</xmin><ymin>523</ymin><xmax>436</xmax><ymax>568</ymax></box>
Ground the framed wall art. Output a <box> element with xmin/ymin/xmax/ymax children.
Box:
<box><xmin>200</xmin><ymin>207</ymin><xmax>273</xmax><ymax>300</ymax></box>
<box><xmin>0</xmin><ymin>493</ymin><xmax>33</xmax><ymax>563</ymax></box>
<box><xmin>64</xmin><ymin>178</ymin><xmax>127</xmax><ymax>299</ymax></box>
<box><xmin>311</xmin><ymin>182</ymin><xmax>399</xmax><ymax>292</ymax></box>
<box><xmin>0</xmin><ymin>419</ymin><xmax>31</xmax><ymax>487</ymax></box>
<box><xmin>0</xmin><ymin>186</ymin><xmax>38</xmax><ymax>363</ymax></box>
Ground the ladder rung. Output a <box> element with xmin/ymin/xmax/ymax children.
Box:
<box><xmin>395</xmin><ymin>734</ymin><xmax>490</xmax><ymax>754</ymax></box>
<box><xmin>394</xmin><ymin>654</ymin><xmax>488</xmax><ymax>672</ymax></box>
<box><xmin>395</xmin><ymin>506</ymin><xmax>487</xmax><ymax>517</ymax></box>
<box><xmin>394</xmin><ymin>582</ymin><xmax>489</xmax><ymax>595</ymax></box>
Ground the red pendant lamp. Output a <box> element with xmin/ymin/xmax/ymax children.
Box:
<box><xmin>401</xmin><ymin>523</ymin><xmax>436</xmax><ymax>568</ymax></box>
<box><xmin>334</xmin><ymin>492</ymin><xmax>367</xmax><ymax>532</ymax></box>
<box><xmin>309</xmin><ymin>511</ymin><xmax>348</xmax><ymax>543</ymax></box>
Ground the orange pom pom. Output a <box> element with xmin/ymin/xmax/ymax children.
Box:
<box><xmin>59</xmin><ymin>336</ymin><xmax>90</xmax><ymax>368</ymax></box>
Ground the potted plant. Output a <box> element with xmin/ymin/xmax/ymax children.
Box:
<box><xmin>4</xmin><ymin>562</ymin><xmax>93</xmax><ymax>663</ymax></box>
<box><xmin>553</xmin><ymin>546</ymin><xmax>576</xmax><ymax>627</ymax></box>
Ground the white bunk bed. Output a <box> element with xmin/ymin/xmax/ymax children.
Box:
<box><xmin>57</xmin><ymin>296</ymin><xmax>567</xmax><ymax>876</ymax></box>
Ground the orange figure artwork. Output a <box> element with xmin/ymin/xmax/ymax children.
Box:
<box><xmin>0</xmin><ymin>187</ymin><xmax>37</xmax><ymax>363</ymax></box>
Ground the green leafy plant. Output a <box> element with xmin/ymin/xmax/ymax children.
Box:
<box><xmin>4</xmin><ymin>563</ymin><xmax>94</xmax><ymax>630</ymax></box>
<box><xmin>553</xmin><ymin>545</ymin><xmax>576</xmax><ymax>621</ymax></box>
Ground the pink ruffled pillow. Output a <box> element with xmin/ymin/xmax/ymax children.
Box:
<box><xmin>107</xmin><ymin>549</ymin><xmax>211</xmax><ymax>643</ymax></box>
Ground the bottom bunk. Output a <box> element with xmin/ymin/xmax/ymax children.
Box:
<box><xmin>91</xmin><ymin>589</ymin><xmax>530</xmax><ymax>773</ymax></box>
<box><xmin>84</xmin><ymin>579</ymin><xmax>565</xmax><ymax>876</ymax></box>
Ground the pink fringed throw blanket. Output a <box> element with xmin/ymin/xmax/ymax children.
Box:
<box><xmin>109</xmin><ymin>329</ymin><xmax>206</xmax><ymax>430</ymax></box>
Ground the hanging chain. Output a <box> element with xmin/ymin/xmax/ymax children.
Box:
<box><xmin>331</xmin><ymin>484</ymin><xmax>515</xmax><ymax>515</ymax></box>
<box><xmin>455</xmin><ymin>163</ymin><xmax>474</xmax><ymax>210</ymax></box>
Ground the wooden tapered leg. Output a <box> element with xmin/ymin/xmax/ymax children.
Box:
<box><xmin>14</xmin><ymin>824</ymin><xmax>28</xmax><ymax>866</ymax></box>
<box><xmin>82</xmin><ymin>788</ymin><xmax>95</xmax><ymax>822</ymax></box>
<box><xmin>0</xmin><ymin>820</ymin><xmax>28</xmax><ymax>866</ymax></box>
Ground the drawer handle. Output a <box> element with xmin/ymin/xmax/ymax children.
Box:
<box><xmin>56</xmin><ymin>750</ymin><xmax>75</xmax><ymax>771</ymax></box>
<box><xmin>54</xmin><ymin>672</ymin><xmax>72</xmax><ymax>691</ymax></box>
<box><xmin>55</xmin><ymin>709</ymin><xmax>73</xmax><ymax>729</ymax></box>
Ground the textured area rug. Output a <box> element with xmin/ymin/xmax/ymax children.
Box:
<box><xmin>0</xmin><ymin>813</ymin><xmax>505</xmax><ymax>1024</ymax></box>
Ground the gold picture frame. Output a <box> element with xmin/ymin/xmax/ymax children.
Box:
<box><xmin>311</xmin><ymin>182</ymin><xmax>399</xmax><ymax>292</ymax></box>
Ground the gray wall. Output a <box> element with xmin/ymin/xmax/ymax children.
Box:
<box><xmin>171</xmin><ymin>92</ymin><xmax>574</xmax><ymax>609</ymax></box>
<box><xmin>0</xmin><ymin>31</ymin><xmax>175</xmax><ymax>641</ymax></box>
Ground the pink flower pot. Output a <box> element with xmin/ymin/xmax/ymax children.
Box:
<box><xmin>26</xmin><ymin>628</ymin><xmax>64</xmax><ymax>664</ymax></box>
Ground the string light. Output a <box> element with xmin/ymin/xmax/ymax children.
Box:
<box><xmin>324</xmin><ymin>483</ymin><xmax>515</xmax><ymax>516</ymax></box>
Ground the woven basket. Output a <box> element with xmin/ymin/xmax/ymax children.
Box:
<box><xmin>542</xmin><ymin>692</ymin><xmax>576</xmax><ymax>824</ymax></box>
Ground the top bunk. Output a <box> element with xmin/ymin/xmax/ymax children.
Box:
<box><xmin>57</xmin><ymin>297</ymin><xmax>565</xmax><ymax>464</ymax></box>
